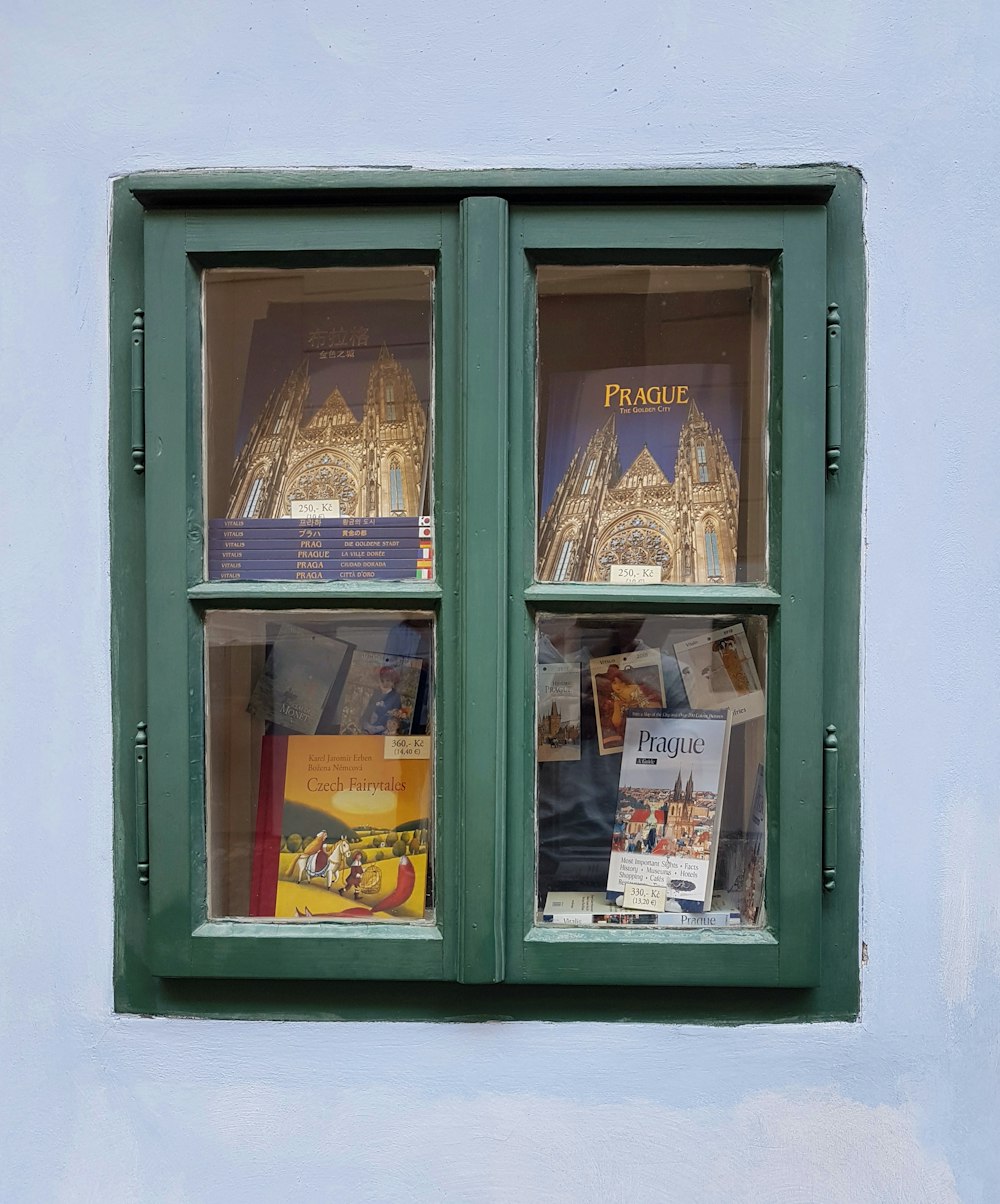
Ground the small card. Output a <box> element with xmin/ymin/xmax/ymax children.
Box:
<box><xmin>674</xmin><ymin>622</ymin><xmax>765</xmax><ymax>725</ymax></box>
<box><xmin>290</xmin><ymin>498</ymin><xmax>341</xmax><ymax>518</ymax></box>
<box><xmin>622</xmin><ymin>884</ymin><xmax>667</xmax><ymax>912</ymax></box>
<box><xmin>384</xmin><ymin>734</ymin><xmax>431</xmax><ymax>760</ymax></box>
<box><xmin>609</xmin><ymin>564</ymin><xmax>660</xmax><ymax>585</ymax></box>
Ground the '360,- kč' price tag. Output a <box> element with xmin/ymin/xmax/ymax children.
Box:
<box><xmin>384</xmin><ymin>735</ymin><xmax>431</xmax><ymax>760</ymax></box>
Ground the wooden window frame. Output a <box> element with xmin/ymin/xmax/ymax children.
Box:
<box><xmin>111</xmin><ymin>167</ymin><xmax>863</xmax><ymax>1022</ymax></box>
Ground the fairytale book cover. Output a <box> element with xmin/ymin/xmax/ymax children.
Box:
<box><xmin>224</xmin><ymin>296</ymin><xmax>432</xmax><ymax>522</ymax></box>
<box><xmin>673</xmin><ymin>621</ymin><xmax>765</xmax><ymax>725</ymax></box>
<box><xmin>606</xmin><ymin>708</ymin><xmax>732</xmax><ymax>906</ymax></box>
<box><xmin>588</xmin><ymin>648</ymin><xmax>665</xmax><ymax>755</ymax></box>
<box><xmin>537</xmin><ymin>363</ymin><xmax>740</xmax><ymax>584</ymax></box>
<box><xmin>250</xmin><ymin>735</ymin><xmax>431</xmax><ymax>920</ymax></box>
<box><xmin>536</xmin><ymin>662</ymin><xmax>582</xmax><ymax>762</ymax></box>
<box><xmin>246</xmin><ymin>624</ymin><xmax>351</xmax><ymax>735</ymax></box>
<box><xmin>336</xmin><ymin>650</ymin><xmax>424</xmax><ymax>736</ymax></box>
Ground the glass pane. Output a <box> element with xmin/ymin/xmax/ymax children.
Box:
<box><xmin>204</xmin><ymin>610</ymin><xmax>435</xmax><ymax>922</ymax></box>
<box><xmin>204</xmin><ymin>267</ymin><xmax>435</xmax><ymax>582</ymax></box>
<box><xmin>535</xmin><ymin>613</ymin><xmax>767</xmax><ymax>927</ymax></box>
<box><xmin>536</xmin><ymin>266</ymin><xmax>769</xmax><ymax>585</ymax></box>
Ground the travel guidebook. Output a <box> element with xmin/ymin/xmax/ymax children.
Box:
<box><xmin>222</xmin><ymin>294</ymin><xmax>433</xmax><ymax>526</ymax></box>
<box><xmin>536</xmin><ymin>662</ymin><xmax>582</xmax><ymax>762</ymax></box>
<box><xmin>673</xmin><ymin>622</ymin><xmax>765</xmax><ymax>725</ymax></box>
<box><xmin>606</xmin><ymin>708</ymin><xmax>732</xmax><ymax>907</ymax></box>
<box><xmin>589</xmin><ymin>648</ymin><xmax>666</xmax><ymax>755</ymax></box>
<box><xmin>250</xmin><ymin>735</ymin><xmax>431</xmax><ymax>920</ymax></box>
<box><xmin>336</xmin><ymin>650</ymin><xmax>424</xmax><ymax>736</ymax></box>
<box><xmin>537</xmin><ymin>363</ymin><xmax>741</xmax><ymax>584</ymax></box>
<box><xmin>247</xmin><ymin>624</ymin><xmax>351</xmax><ymax>735</ymax></box>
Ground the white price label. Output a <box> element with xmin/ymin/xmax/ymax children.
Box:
<box><xmin>290</xmin><ymin>498</ymin><xmax>341</xmax><ymax>518</ymax></box>
<box><xmin>384</xmin><ymin>735</ymin><xmax>431</xmax><ymax>760</ymax></box>
<box><xmin>609</xmin><ymin>564</ymin><xmax>660</xmax><ymax>585</ymax></box>
<box><xmin>622</xmin><ymin>884</ymin><xmax>667</xmax><ymax>912</ymax></box>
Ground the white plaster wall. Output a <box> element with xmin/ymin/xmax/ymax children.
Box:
<box><xmin>2</xmin><ymin>2</ymin><xmax>998</xmax><ymax>1200</ymax></box>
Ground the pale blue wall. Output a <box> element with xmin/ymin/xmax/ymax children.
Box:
<box><xmin>2</xmin><ymin>2</ymin><xmax>998</xmax><ymax>1200</ymax></box>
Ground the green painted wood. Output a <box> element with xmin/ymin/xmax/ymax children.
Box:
<box><xmin>526</xmin><ymin>584</ymin><xmax>781</xmax><ymax>613</ymax></box>
<box><xmin>129</xmin><ymin>166</ymin><xmax>838</xmax><ymax>206</ymax></box>
<box><xmin>112</xmin><ymin>166</ymin><xmax>862</xmax><ymax>1017</ymax></box>
<box><xmin>456</xmin><ymin>197</ymin><xmax>508</xmax><ymax>983</ymax></box>
<box><xmin>183</xmin><ymin>208</ymin><xmax>447</xmax><ymax>254</ymax></box>
<box><xmin>188</xmin><ymin>582</ymin><xmax>443</xmax><ymax>606</ymax></box>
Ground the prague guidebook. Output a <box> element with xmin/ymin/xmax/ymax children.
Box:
<box><xmin>606</xmin><ymin>708</ymin><xmax>731</xmax><ymax>906</ymax></box>
<box><xmin>250</xmin><ymin>734</ymin><xmax>431</xmax><ymax>920</ymax></box>
<box><xmin>536</xmin><ymin>662</ymin><xmax>582</xmax><ymax>762</ymax></box>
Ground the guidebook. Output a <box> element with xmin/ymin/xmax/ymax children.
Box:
<box><xmin>336</xmin><ymin>649</ymin><xmax>424</xmax><ymax>736</ymax></box>
<box><xmin>250</xmin><ymin>734</ymin><xmax>432</xmax><ymax>920</ymax></box>
<box><xmin>247</xmin><ymin>624</ymin><xmax>352</xmax><ymax>735</ymax></box>
<box><xmin>673</xmin><ymin>622</ymin><xmax>765</xmax><ymax>725</ymax></box>
<box><xmin>536</xmin><ymin>662</ymin><xmax>582</xmax><ymax>762</ymax></box>
<box><xmin>606</xmin><ymin>708</ymin><xmax>731</xmax><ymax>906</ymax></box>
<box><xmin>589</xmin><ymin>648</ymin><xmax>665</xmax><ymax>755</ymax></box>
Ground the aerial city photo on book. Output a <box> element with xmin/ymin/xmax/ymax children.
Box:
<box><xmin>537</xmin><ymin>364</ymin><xmax>741</xmax><ymax>584</ymax></box>
<box><xmin>209</xmin><ymin>287</ymin><xmax>434</xmax><ymax>580</ymax></box>
<box><xmin>250</xmin><ymin>734</ymin><xmax>432</xmax><ymax>921</ymax></box>
<box><xmin>606</xmin><ymin>708</ymin><xmax>732</xmax><ymax>907</ymax></box>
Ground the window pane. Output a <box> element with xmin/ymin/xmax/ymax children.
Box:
<box><xmin>535</xmin><ymin>613</ymin><xmax>767</xmax><ymax>927</ymax></box>
<box><xmin>204</xmin><ymin>610</ymin><xmax>435</xmax><ymax>923</ymax></box>
<box><xmin>203</xmin><ymin>267</ymin><xmax>435</xmax><ymax>582</ymax></box>
<box><xmin>536</xmin><ymin>266</ymin><xmax>769</xmax><ymax>584</ymax></box>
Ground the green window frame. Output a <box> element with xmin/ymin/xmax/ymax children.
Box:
<box><xmin>111</xmin><ymin>168</ymin><xmax>863</xmax><ymax>1022</ymax></box>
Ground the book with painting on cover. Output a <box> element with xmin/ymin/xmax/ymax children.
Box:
<box><xmin>247</xmin><ymin>624</ymin><xmax>352</xmax><ymax>735</ymax></box>
<box><xmin>536</xmin><ymin>662</ymin><xmax>582</xmax><ymax>762</ymax></box>
<box><xmin>606</xmin><ymin>708</ymin><xmax>731</xmax><ymax>907</ymax></box>
<box><xmin>589</xmin><ymin>648</ymin><xmax>665</xmax><ymax>755</ymax></box>
<box><xmin>336</xmin><ymin>650</ymin><xmax>424</xmax><ymax>736</ymax></box>
<box><xmin>250</xmin><ymin>734</ymin><xmax>432</xmax><ymax>920</ymax></box>
<box><xmin>673</xmin><ymin>622</ymin><xmax>765</xmax><ymax>725</ymax></box>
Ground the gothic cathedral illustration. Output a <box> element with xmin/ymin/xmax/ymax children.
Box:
<box><xmin>227</xmin><ymin>345</ymin><xmax>428</xmax><ymax>520</ymax></box>
<box><xmin>538</xmin><ymin>400</ymin><xmax>739</xmax><ymax>584</ymax></box>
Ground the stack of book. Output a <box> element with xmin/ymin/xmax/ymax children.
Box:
<box><xmin>208</xmin><ymin>516</ymin><xmax>434</xmax><ymax>581</ymax></box>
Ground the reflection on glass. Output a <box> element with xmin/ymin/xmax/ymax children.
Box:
<box><xmin>535</xmin><ymin>613</ymin><xmax>766</xmax><ymax>928</ymax></box>
<box><xmin>203</xmin><ymin>267</ymin><xmax>435</xmax><ymax>582</ymax></box>
<box><xmin>204</xmin><ymin>610</ymin><xmax>434</xmax><ymax>922</ymax></box>
<box><xmin>536</xmin><ymin>266</ymin><xmax>769</xmax><ymax>584</ymax></box>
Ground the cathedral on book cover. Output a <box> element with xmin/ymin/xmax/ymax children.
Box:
<box><xmin>538</xmin><ymin>401</ymin><xmax>739</xmax><ymax>584</ymax></box>
<box><xmin>227</xmin><ymin>345</ymin><xmax>427</xmax><ymax>520</ymax></box>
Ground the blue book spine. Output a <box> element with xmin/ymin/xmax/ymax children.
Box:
<box><xmin>208</xmin><ymin>537</ymin><xmax>432</xmax><ymax>552</ymax></box>
<box><xmin>208</xmin><ymin>567</ymin><xmax>434</xmax><ymax>581</ymax></box>
<box><xmin>209</xmin><ymin>517</ymin><xmax>432</xmax><ymax>531</ymax></box>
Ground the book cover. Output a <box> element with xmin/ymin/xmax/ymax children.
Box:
<box><xmin>674</xmin><ymin>622</ymin><xmax>765</xmax><ymax>725</ymax></box>
<box><xmin>337</xmin><ymin>649</ymin><xmax>424</xmax><ymax>736</ymax></box>
<box><xmin>537</xmin><ymin>663</ymin><xmax>582</xmax><ymax>761</ymax></box>
<box><xmin>537</xmin><ymin>363</ymin><xmax>741</xmax><ymax>583</ymax></box>
<box><xmin>588</xmin><ymin>648</ymin><xmax>666</xmax><ymax>755</ymax></box>
<box><xmin>606</xmin><ymin>708</ymin><xmax>732</xmax><ymax>906</ymax></box>
<box><xmin>541</xmin><ymin>890</ymin><xmax>741</xmax><ymax>926</ymax></box>
<box><xmin>740</xmin><ymin>762</ymin><xmax>766</xmax><ymax>924</ymax></box>
<box><xmin>224</xmin><ymin>296</ymin><xmax>432</xmax><ymax>522</ymax></box>
<box><xmin>246</xmin><ymin>624</ymin><xmax>351</xmax><ymax>735</ymax></box>
<box><xmin>250</xmin><ymin>734</ymin><xmax>431</xmax><ymax>920</ymax></box>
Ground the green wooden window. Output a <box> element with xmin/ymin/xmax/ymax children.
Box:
<box><xmin>112</xmin><ymin>169</ymin><xmax>863</xmax><ymax>1021</ymax></box>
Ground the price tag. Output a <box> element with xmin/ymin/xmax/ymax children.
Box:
<box><xmin>290</xmin><ymin>498</ymin><xmax>341</xmax><ymax>518</ymax></box>
<box><xmin>622</xmin><ymin>884</ymin><xmax>667</xmax><ymax>912</ymax></box>
<box><xmin>384</xmin><ymin>735</ymin><xmax>431</xmax><ymax>760</ymax></box>
<box><xmin>609</xmin><ymin>564</ymin><xmax>660</xmax><ymax>585</ymax></box>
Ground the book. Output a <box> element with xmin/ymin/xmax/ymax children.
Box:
<box><xmin>210</xmin><ymin>567</ymin><xmax>434</xmax><ymax>581</ymax></box>
<box><xmin>210</xmin><ymin>516</ymin><xmax>433</xmax><ymax>530</ymax></box>
<box><xmin>537</xmin><ymin>363</ymin><xmax>741</xmax><ymax>583</ymax></box>
<box><xmin>606</xmin><ymin>708</ymin><xmax>732</xmax><ymax>906</ymax></box>
<box><xmin>250</xmin><ymin>734</ymin><xmax>432</xmax><ymax>919</ymax></box>
<box><xmin>536</xmin><ymin>662</ymin><xmax>582</xmax><ymax>761</ymax></box>
<box><xmin>336</xmin><ymin>649</ymin><xmax>424</xmax><ymax>736</ymax></box>
<box><xmin>541</xmin><ymin>890</ymin><xmax>741</xmax><ymax>926</ymax></box>
<box><xmin>740</xmin><ymin>762</ymin><xmax>766</xmax><ymax>924</ymax></box>
<box><xmin>246</xmin><ymin>624</ymin><xmax>351</xmax><ymax>734</ymax></box>
<box><xmin>588</xmin><ymin>648</ymin><xmax>666</xmax><ymax>755</ymax></box>
<box><xmin>674</xmin><ymin>622</ymin><xmax>765</xmax><ymax>725</ymax></box>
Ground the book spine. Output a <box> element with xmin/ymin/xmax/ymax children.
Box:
<box><xmin>209</xmin><ymin>537</ymin><xmax>433</xmax><ymax>549</ymax></box>
<box><xmin>209</xmin><ymin>567</ymin><xmax>434</xmax><ymax>581</ymax></box>
<box><xmin>542</xmin><ymin>911</ymin><xmax>741</xmax><ymax>927</ymax></box>
<box><xmin>209</xmin><ymin>518</ymin><xmax>433</xmax><ymax>531</ymax></box>
<box><xmin>209</xmin><ymin>544</ymin><xmax>433</xmax><ymax>559</ymax></box>
<box><xmin>249</xmin><ymin>735</ymin><xmax>290</xmax><ymax>918</ymax></box>
<box><xmin>209</xmin><ymin>556</ymin><xmax>433</xmax><ymax>569</ymax></box>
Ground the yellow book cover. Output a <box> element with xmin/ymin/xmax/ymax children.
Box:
<box><xmin>251</xmin><ymin>734</ymin><xmax>431</xmax><ymax>920</ymax></box>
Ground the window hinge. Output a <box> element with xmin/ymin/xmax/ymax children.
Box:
<box><xmin>131</xmin><ymin>308</ymin><xmax>145</xmax><ymax>475</ymax></box>
<box><xmin>826</xmin><ymin>302</ymin><xmax>841</xmax><ymax>477</ymax></box>
<box><xmin>823</xmin><ymin>724</ymin><xmax>838</xmax><ymax>891</ymax></box>
<box><xmin>135</xmin><ymin>721</ymin><xmax>149</xmax><ymax>885</ymax></box>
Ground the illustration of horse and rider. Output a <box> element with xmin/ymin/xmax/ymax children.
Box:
<box><xmin>288</xmin><ymin>831</ymin><xmax>357</xmax><ymax>893</ymax></box>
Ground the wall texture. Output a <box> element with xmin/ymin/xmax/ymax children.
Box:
<box><xmin>2</xmin><ymin>2</ymin><xmax>998</xmax><ymax>1200</ymax></box>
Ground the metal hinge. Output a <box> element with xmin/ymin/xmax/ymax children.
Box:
<box><xmin>826</xmin><ymin>303</ymin><xmax>841</xmax><ymax>477</ymax></box>
<box><xmin>823</xmin><ymin>724</ymin><xmax>838</xmax><ymax>892</ymax></box>
<box><xmin>131</xmin><ymin>308</ymin><xmax>145</xmax><ymax>475</ymax></box>
<box><xmin>135</xmin><ymin>721</ymin><xmax>149</xmax><ymax>885</ymax></box>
